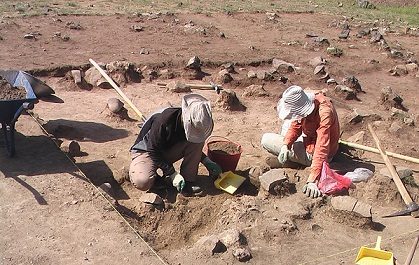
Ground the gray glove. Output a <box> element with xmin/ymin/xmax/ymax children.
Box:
<box><xmin>302</xmin><ymin>182</ymin><xmax>322</xmax><ymax>198</ymax></box>
<box><xmin>169</xmin><ymin>171</ymin><xmax>185</xmax><ymax>192</ymax></box>
<box><xmin>278</xmin><ymin>144</ymin><xmax>290</xmax><ymax>164</ymax></box>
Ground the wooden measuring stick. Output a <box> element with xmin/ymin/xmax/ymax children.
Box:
<box><xmin>367</xmin><ymin>124</ymin><xmax>415</xmax><ymax>207</ymax></box>
<box><xmin>89</xmin><ymin>58</ymin><xmax>146</xmax><ymax>122</ymax></box>
<box><xmin>339</xmin><ymin>139</ymin><xmax>419</xmax><ymax>164</ymax></box>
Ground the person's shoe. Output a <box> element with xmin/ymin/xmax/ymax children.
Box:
<box><xmin>265</xmin><ymin>156</ymin><xmax>281</xmax><ymax>169</ymax></box>
<box><xmin>181</xmin><ymin>182</ymin><xmax>203</xmax><ymax>197</ymax></box>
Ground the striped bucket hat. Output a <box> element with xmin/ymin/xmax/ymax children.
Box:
<box><xmin>277</xmin><ymin>85</ymin><xmax>315</xmax><ymax>120</ymax></box>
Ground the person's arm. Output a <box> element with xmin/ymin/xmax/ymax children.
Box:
<box><xmin>201</xmin><ymin>153</ymin><xmax>222</xmax><ymax>176</ymax></box>
<box><xmin>146</xmin><ymin>122</ymin><xmax>176</xmax><ymax>176</ymax></box>
<box><xmin>283</xmin><ymin>119</ymin><xmax>302</xmax><ymax>147</ymax></box>
<box><xmin>307</xmin><ymin>106</ymin><xmax>333</xmax><ymax>182</ymax></box>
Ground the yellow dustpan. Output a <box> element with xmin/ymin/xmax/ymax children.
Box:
<box><xmin>214</xmin><ymin>171</ymin><xmax>246</xmax><ymax>194</ymax></box>
<box><xmin>355</xmin><ymin>236</ymin><xmax>394</xmax><ymax>265</ymax></box>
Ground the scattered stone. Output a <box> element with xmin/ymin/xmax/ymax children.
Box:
<box><xmin>406</xmin><ymin>63</ymin><xmax>418</xmax><ymax>73</ymax></box>
<box><xmin>343</xmin><ymin>76</ymin><xmax>363</xmax><ymax>93</ymax></box>
<box><xmin>219</xmin><ymin>31</ymin><xmax>226</xmax><ymax>38</ymax></box>
<box><xmin>131</xmin><ymin>25</ymin><xmax>144</xmax><ymax>32</ymax></box>
<box><xmin>256</xmin><ymin>70</ymin><xmax>273</xmax><ymax>81</ymax></box>
<box><xmin>380</xmin><ymin>86</ymin><xmax>405</xmax><ymax>111</ymax></box>
<box><xmin>186</xmin><ymin>56</ymin><xmax>201</xmax><ymax>70</ymax></box>
<box><xmin>352</xmin><ymin>200</ymin><xmax>372</xmax><ymax>218</ymax></box>
<box><xmin>247</xmin><ymin>70</ymin><xmax>257</xmax><ymax>78</ymax></box>
<box><xmin>60</xmin><ymin>140</ymin><xmax>81</xmax><ymax>156</ymax></box>
<box><xmin>339</xmin><ymin>29</ymin><xmax>350</xmax><ymax>39</ymax></box>
<box><xmin>66</xmin><ymin>22</ymin><xmax>83</xmax><ymax>30</ymax></box>
<box><xmin>195</xmin><ymin>235</ymin><xmax>226</xmax><ymax>255</ymax></box>
<box><xmin>403</xmin><ymin>117</ymin><xmax>414</xmax><ymax>126</ymax></box>
<box><xmin>389</xmin><ymin>50</ymin><xmax>403</xmax><ymax>58</ymax></box>
<box><xmin>347</xmin><ymin>131</ymin><xmax>366</xmax><ymax>143</ymax></box>
<box><xmin>327</xmin><ymin>46</ymin><xmax>343</xmax><ymax>57</ymax></box>
<box><xmin>314</xmin><ymin>65</ymin><xmax>326</xmax><ymax>75</ymax></box>
<box><xmin>24</xmin><ymin>34</ymin><xmax>36</xmax><ymax>39</ymax></box>
<box><xmin>370</xmin><ymin>31</ymin><xmax>383</xmax><ymax>43</ymax></box>
<box><xmin>334</xmin><ymin>85</ymin><xmax>357</xmax><ymax>100</ymax></box>
<box><xmin>309</xmin><ymin>56</ymin><xmax>327</xmax><ymax>67</ymax></box>
<box><xmin>331</xmin><ymin>196</ymin><xmax>372</xmax><ymax>218</ymax></box>
<box><xmin>106</xmin><ymin>61</ymin><xmax>142</xmax><ymax>84</ymax></box>
<box><xmin>140</xmin><ymin>193</ymin><xmax>164</xmax><ymax>206</ymax></box>
<box><xmin>259</xmin><ymin>169</ymin><xmax>288</xmax><ymax>193</ymax></box>
<box><xmin>242</xmin><ymin>84</ymin><xmax>270</xmax><ymax>97</ymax></box>
<box><xmin>70</xmin><ymin>70</ymin><xmax>82</xmax><ymax>84</ymax></box>
<box><xmin>164</xmin><ymin>80</ymin><xmax>191</xmax><ymax>93</ymax></box>
<box><xmin>107</xmin><ymin>98</ymin><xmax>124</xmax><ymax>113</ymax></box>
<box><xmin>319</xmin><ymin>73</ymin><xmax>330</xmax><ymax>82</ymax></box>
<box><xmin>139</xmin><ymin>48</ymin><xmax>149</xmax><ymax>54</ymax></box>
<box><xmin>218</xmin><ymin>228</ymin><xmax>241</xmax><ymax>247</ymax></box>
<box><xmin>159</xmin><ymin>69</ymin><xmax>176</xmax><ymax>79</ymax></box>
<box><xmin>313</xmin><ymin>36</ymin><xmax>330</xmax><ymax>46</ymax></box>
<box><xmin>216</xmin><ymin>69</ymin><xmax>233</xmax><ymax>83</ymax></box>
<box><xmin>380</xmin><ymin>166</ymin><xmax>413</xmax><ymax>180</ymax></box>
<box><xmin>357</xmin><ymin>28</ymin><xmax>371</xmax><ymax>38</ymax></box>
<box><xmin>390</xmin><ymin>107</ymin><xmax>409</xmax><ymax>119</ymax></box>
<box><xmin>326</xmin><ymin>78</ymin><xmax>337</xmax><ymax>85</ymax></box>
<box><xmin>215</xmin><ymin>89</ymin><xmax>246</xmax><ymax>111</ymax></box>
<box><xmin>232</xmin><ymin>247</ymin><xmax>252</xmax><ymax>262</ymax></box>
<box><xmin>280</xmin><ymin>219</ymin><xmax>297</xmax><ymax>234</ymax></box>
<box><xmin>272</xmin><ymin>58</ymin><xmax>295</xmax><ymax>73</ymax></box>
<box><xmin>222</xmin><ymin>63</ymin><xmax>236</xmax><ymax>73</ymax></box>
<box><xmin>306</xmin><ymin>32</ymin><xmax>318</xmax><ymax>37</ymax></box>
<box><xmin>388</xmin><ymin>121</ymin><xmax>403</xmax><ymax>133</ymax></box>
<box><xmin>248</xmin><ymin>166</ymin><xmax>264</xmax><ymax>188</ymax></box>
<box><xmin>358</xmin><ymin>0</ymin><xmax>375</xmax><ymax>9</ymax></box>
<box><xmin>85</xmin><ymin>66</ymin><xmax>111</xmax><ymax>89</ymax></box>
<box><xmin>344</xmin><ymin>110</ymin><xmax>364</xmax><ymax>125</ymax></box>
<box><xmin>98</xmin><ymin>182</ymin><xmax>113</xmax><ymax>196</ymax></box>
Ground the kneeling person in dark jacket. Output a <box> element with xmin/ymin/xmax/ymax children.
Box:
<box><xmin>129</xmin><ymin>94</ymin><xmax>221</xmax><ymax>196</ymax></box>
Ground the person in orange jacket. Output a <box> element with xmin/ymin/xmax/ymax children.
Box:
<box><xmin>261</xmin><ymin>85</ymin><xmax>340</xmax><ymax>198</ymax></box>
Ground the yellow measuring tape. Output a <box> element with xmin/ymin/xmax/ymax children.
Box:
<box><xmin>29</xmin><ymin>112</ymin><xmax>168</xmax><ymax>265</ymax></box>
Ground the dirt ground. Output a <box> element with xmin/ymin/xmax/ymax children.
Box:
<box><xmin>1</xmin><ymin>2</ymin><xmax>419</xmax><ymax>265</ymax></box>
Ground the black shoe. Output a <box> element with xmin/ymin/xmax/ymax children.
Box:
<box><xmin>181</xmin><ymin>182</ymin><xmax>203</xmax><ymax>197</ymax></box>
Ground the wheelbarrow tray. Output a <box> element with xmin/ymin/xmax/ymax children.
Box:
<box><xmin>0</xmin><ymin>75</ymin><xmax>39</xmax><ymax>156</ymax></box>
<box><xmin>0</xmin><ymin>70</ymin><xmax>55</xmax><ymax>98</ymax></box>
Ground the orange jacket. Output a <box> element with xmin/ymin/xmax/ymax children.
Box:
<box><xmin>283</xmin><ymin>93</ymin><xmax>340</xmax><ymax>181</ymax></box>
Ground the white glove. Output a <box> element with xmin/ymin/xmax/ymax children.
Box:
<box><xmin>278</xmin><ymin>144</ymin><xmax>290</xmax><ymax>164</ymax></box>
<box><xmin>302</xmin><ymin>182</ymin><xmax>322</xmax><ymax>198</ymax></box>
<box><xmin>169</xmin><ymin>171</ymin><xmax>185</xmax><ymax>192</ymax></box>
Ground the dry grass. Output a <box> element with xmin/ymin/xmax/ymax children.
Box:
<box><xmin>0</xmin><ymin>0</ymin><xmax>418</xmax><ymax>26</ymax></box>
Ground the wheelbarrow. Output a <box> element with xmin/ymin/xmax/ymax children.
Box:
<box><xmin>0</xmin><ymin>70</ymin><xmax>54</xmax><ymax>156</ymax></box>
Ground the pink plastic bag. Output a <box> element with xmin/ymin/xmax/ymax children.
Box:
<box><xmin>318</xmin><ymin>161</ymin><xmax>352</xmax><ymax>195</ymax></box>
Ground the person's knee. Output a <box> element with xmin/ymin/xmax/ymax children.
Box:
<box><xmin>261</xmin><ymin>133</ymin><xmax>271</xmax><ymax>149</ymax></box>
<box><xmin>129</xmin><ymin>164</ymin><xmax>153</xmax><ymax>191</ymax></box>
<box><xmin>129</xmin><ymin>174</ymin><xmax>152</xmax><ymax>191</ymax></box>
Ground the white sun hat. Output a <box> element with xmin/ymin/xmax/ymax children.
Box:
<box><xmin>182</xmin><ymin>93</ymin><xmax>214</xmax><ymax>143</ymax></box>
<box><xmin>277</xmin><ymin>85</ymin><xmax>315</xmax><ymax>120</ymax></box>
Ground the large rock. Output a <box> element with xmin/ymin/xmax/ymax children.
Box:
<box><xmin>259</xmin><ymin>169</ymin><xmax>288</xmax><ymax>192</ymax></box>
<box><xmin>331</xmin><ymin>196</ymin><xmax>372</xmax><ymax>218</ymax></box>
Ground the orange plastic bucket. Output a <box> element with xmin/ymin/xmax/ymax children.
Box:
<box><xmin>206</xmin><ymin>136</ymin><xmax>243</xmax><ymax>172</ymax></box>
